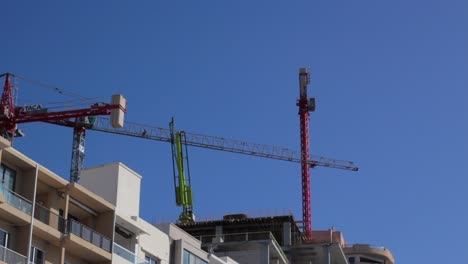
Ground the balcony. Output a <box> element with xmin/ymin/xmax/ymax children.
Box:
<box><xmin>0</xmin><ymin>184</ymin><xmax>32</xmax><ymax>224</ymax></box>
<box><xmin>34</xmin><ymin>203</ymin><xmax>66</xmax><ymax>232</ymax></box>
<box><xmin>68</xmin><ymin>219</ymin><xmax>112</xmax><ymax>252</ymax></box>
<box><xmin>62</xmin><ymin>219</ymin><xmax>112</xmax><ymax>262</ymax></box>
<box><xmin>32</xmin><ymin>203</ymin><xmax>66</xmax><ymax>245</ymax></box>
<box><xmin>113</xmin><ymin>243</ymin><xmax>146</xmax><ymax>264</ymax></box>
<box><xmin>0</xmin><ymin>244</ymin><xmax>28</xmax><ymax>264</ymax></box>
<box><xmin>2</xmin><ymin>187</ymin><xmax>32</xmax><ymax>215</ymax></box>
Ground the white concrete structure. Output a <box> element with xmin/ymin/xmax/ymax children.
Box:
<box><xmin>81</xmin><ymin>163</ymin><xmax>170</xmax><ymax>264</ymax></box>
<box><xmin>80</xmin><ymin>162</ymin><xmax>140</xmax><ymax>217</ymax></box>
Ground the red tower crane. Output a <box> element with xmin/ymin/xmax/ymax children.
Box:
<box><xmin>0</xmin><ymin>73</ymin><xmax>127</xmax><ymax>182</ymax></box>
<box><xmin>297</xmin><ymin>68</ymin><xmax>315</xmax><ymax>239</ymax></box>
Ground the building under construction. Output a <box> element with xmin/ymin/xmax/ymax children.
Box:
<box><xmin>176</xmin><ymin>214</ymin><xmax>394</xmax><ymax>264</ymax></box>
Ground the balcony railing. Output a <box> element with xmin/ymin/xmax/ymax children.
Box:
<box><xmin>113</xmin><ymin>243</ymin><xmax>147</xmax><ymax>264</ymax></box>
<box><xmin>68</xmin><ymin>219</ymin><xmax>112</xmax><ymax>252</ymax></box>
<box><xmin>198</xmin><ymin>231</ymin><xmax>287</xmax><ymax>262</ymax></box>
<box><xmin>0</xmin><ymin>244</ymin><xmax>28</xmax><ymax>264</ymax></box>
<box><xmin>34</xmin><ymin>203</ymin><xmax>66</xmax><ymax>233</ymax></box>
<box><xmin>0</xmin><ymin>184</ymin><xmax>32</xmax><ymax>215</ymax></box>
<box><xmin>198</xmin><ymin>231</ymin><xmax>276</xmax><ymax>244</ymax></box>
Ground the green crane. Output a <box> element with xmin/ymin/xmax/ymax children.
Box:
<box><xmin>170</xmin><ymin>118</ymin><xmax>194</xmax><ymax>223</ymax></box>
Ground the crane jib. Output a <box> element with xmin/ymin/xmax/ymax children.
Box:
<box><xmin>82</xmin><ymin>117</ymin><xmax>359</xmax><ymax>172</ymax></box>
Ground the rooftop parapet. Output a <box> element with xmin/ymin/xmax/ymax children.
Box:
<box><xmin>344</xmin><ymin>244</ymin><xmax>395</xmax><ymax>264</ymax></box>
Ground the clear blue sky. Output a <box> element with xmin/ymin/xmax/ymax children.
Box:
<box><xmin>1</xmin><ymin>1</ymin><xmax>467</xmax><ymax>263</ymax></box>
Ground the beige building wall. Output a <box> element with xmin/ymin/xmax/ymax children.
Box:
<box><xmin>18</xmin><ymin>168</ymin><xmax>36</xmax><ymax>201</ymax></box>
<box><xmin>65</xmin><ymin>253</ymin><xmax>92</xmax><ymax>264</ymax></box>
<box><xmin>96</xmin><ymin>210</ymin><xmax>116</xmax><ymax>239</ymax></box>
<box><xmin>32</xmin><ymin>236</ymin><xmax>62</xmax><ymax>264</ymax></box>
<box><xmin>14</xmin><ymin>225</ymin><xmax>30</xmax><ymax>257</ymax></box>
<box><xmin>115</xmin><ymin>164</ymin><xmax>141</xmax><ymax>218</ymax></box>
<box><xmin>80</xmin><ymin>164</ymin><xmax>119</xmax><ymax>206</ymax></box>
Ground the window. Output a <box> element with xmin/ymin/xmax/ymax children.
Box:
<box><xmin>348</xmin><ymin>257</ymin><xmax>355</xmax><ymax>263</ymax></box>
<box><xmin>29</xmin><ymin>247</ymin><xmax>45</xmax><ymax>264</ymax></box>
<box><xmin>183</xmin><ymin>250</ymin><xmax>207</xmax><ymax>264</ymax></box>
<box><xmin>360</xmin><ymin>256</ymin><xmax>383</xmax><ymax>263</ymax></box>
<box><xmin>145</xmin><ymin>255</ymin><xmax>158</xmax><ymax>264</ymax></box>
<box><xmin>0</xmin><ymin>229</ymin><xmax>8</xmax><ymax>248</ymax></box>
<box><xmin>0</xmin><ymin>164</ymin><xmax>16</xmax><ymax>192</ymax></box>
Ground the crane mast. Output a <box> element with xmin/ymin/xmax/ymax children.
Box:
<box><xmin>0</xmin><ymin>73</ymin><xmax>16</xmax><ymax>141</ymax></box>
<box><xmin>297</xmin><ymin>68</ymin><xmax>315</xmax><ymax>239</ymax></box>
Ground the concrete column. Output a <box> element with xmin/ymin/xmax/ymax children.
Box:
<box><xmin>260</xmin><ymin>243</ymin><xmax>270</xmax><ymax>264</ymax></box>
<box><xmin>215</xmin><ymin>226</ymin><xmax>223</xmax><ymax>237</ymax></box>
<box><xmin>214</xmin><ymin>225</ymin><xmax>223</xmax><ymax>243</ymax></box>
<box><xmin>27</xmin><ymin>165</ymin><xmax>39</xmax><ymax>264</ymax></box>
<box><xmin>174</xmin><ymin>239</ymin><xmax>183</xmax><ymax>264</ymax></box>
<box><xmin>283</xmin><ymin>222</ymin><xmax>292</xmax><ymax>247</ymax></box>
<box><xmin>135</xmin><ymin>234</ymin><xmax>141</xmax><ymax>261</ymax></box>
<box><xmin>60</xmin><ymin>189</ymin><xmax>70</xmax><ymax>264</ymax></box>
<box><xmin>325</xmin><ymin>244</ymin><xmax>331</xmax><ymax>264</ymax></box>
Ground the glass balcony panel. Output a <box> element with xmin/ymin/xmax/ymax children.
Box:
<box><xmin>68</xmin><ymin>219</ymin><xmax>112</xmax><ymax>252</ymax></box>
<box><xmin>91</xmin><ymin>231</ymin><xmax>102</xmax><ymax>247</ymax></box>
<box><xmin>81</xmin><ymin>225</ymin><xmax>92</xmax><ymax>242</ymax></box>
<box><xmin>34</xmin><ymin>204</ymin><xmax>50</xmax><ymax>224</ymax></box>
<box><xmin>5</xmin><ymin>189</ymin><xmax>32</xmax><ymax>215</ymax></box>
<box><xmin>33</xmin><ymin>204</ymin><xmax>67</xmax><ymax>233</ymax></box>
<box><xmin>70</xmin><ymin>220</ymin><xmax>81</xmax><ymax>235</ymax></box>
<box><xmin>0</xmin><ymin>244</ymin><xmax>28</xmax><ymax>264</ymax></box>
<box><xmin>113</xmin><ymin>243</ymin><xmax>135</xmax><ymax>263</ymax></box>
<box><xmin>102</xmin><ymin>237</ymin><xmax>111</xmax><ymax>252</ymax></box>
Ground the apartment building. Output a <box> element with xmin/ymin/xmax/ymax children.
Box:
<box><xmin>0</xmin><ymin>137</ymin><xmax>235</xmax><ymax>264</ymax></box>
<box><xmin>0</xmin><ymin>137</ymin><xmax>114</xmax><ymax>264</ymax></box>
